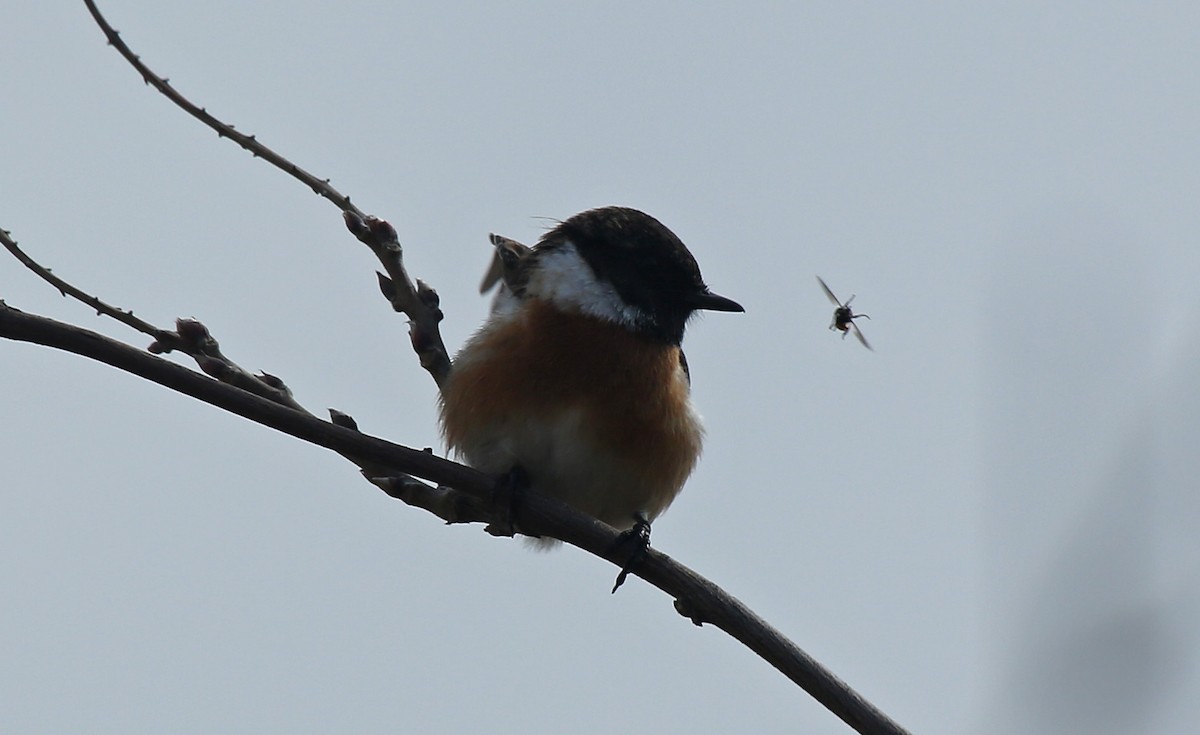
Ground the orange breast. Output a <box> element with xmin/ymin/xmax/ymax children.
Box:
<box><xmin>440</xmin><ymin>300</ymin><xmax>703</xmax><ymax>524</ymax></box>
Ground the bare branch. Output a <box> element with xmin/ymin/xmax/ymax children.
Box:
<box><xmin>1</xmin><ymin>225</ymin><xmax>177</xmax><ymax>345</ymax></box>
<box><xmin>157</xmin><ymin>317</ymin><xmax>307</xmax><ymax>411</ymax></box>
<box><xmin>344</xmin><ymin>212</ymin><xmax>451</xmax><ymax>388</ymax></box>
<box><xmin>81</xmin><ymin>0</ymin><xmax>452</xmax><ymax>390</ymax></box>
<box><xmin>367</xmin><ymin>474</ymin><xmax>491</xmax><ymax>526</ymax></box>
<box><xmin>51</xmin><ymin>4</ymin><xmax>917</xmax><ymax>732</ymax></box>
<box><xmin>0</xmin><ymin>297</ymin><xmax>910</xmax><ymax>735</ymax></box>
<box><xmin>0</xmin><ymin>227</ymin><xmax>303</xmax><ymax>410</ymax></box>
<box><xmin>332</xmin><ymin>411</ymin><xmax>482</xmax><ymax>520</ymax></box>
<box><xmin>82</xmin><ymin>0</ymin><xmax>359</xmax><ymax>218</ymax></box>
<box><xmin>2</xmin><ymin>224</ymin><xmax>458</xmax><ymax>508</ymax></box>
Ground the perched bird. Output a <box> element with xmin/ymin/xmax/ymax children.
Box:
<box><xmin>440</xmin><ymin>206</ymin><xmax>742</xmax><ymax>540</ymax></box>
<box><xmin>817</xmin><ymin>275</ymin><xmax>871</xmax><ymax>350</ymax></box>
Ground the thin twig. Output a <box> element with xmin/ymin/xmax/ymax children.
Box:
<box><xmin>343</xmin><ymin>213</ymin><xmax>451</xmax><ymax>388</ymax></box>
<box><xmin>0</xmin><ymin>227</ymin><xmax>302</xmax><ymax>410</ymax></box>
<box><xmin>82</xmin><ymin>0</ymin><xmax>452</xmax><ymax>390</ymax></box>
<box><xmin>2</xmin><ymin>224</ymin><xmax>461</xmax><ymax>503</ymax></box>
<box><xmin>1</xmin><ymin>219</ymin><xmax>478</xmax><ymax>520</ymax></box>
<box><xmin>1</xmin><ymin>226</ymin><xmax>175</xmax><ymax>344</ymax></box>
<box><xmin>81</xmin><ymin>0</ymin><xmax>359</xmax><ymax>218</ymax></box>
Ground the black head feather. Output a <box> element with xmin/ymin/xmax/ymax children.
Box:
<box><xmin>536</xmin><ymin>207</ymin><xmax>741</xmax><ymax>344</ymax></box>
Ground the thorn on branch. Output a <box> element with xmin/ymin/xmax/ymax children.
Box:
<box><xmin>376</xmin><ymin>272</ymin><xmax>396</xmax><ymax>301</ymax></box>
<box><xmin>256</xmin><ymin>372</ymin><xmax>291</xmax><ymax>397</ymax></box>
<box><xmin>329</xmin><ymin>409</ymin><xmax>359</xmax><ymax>431</ymax></box>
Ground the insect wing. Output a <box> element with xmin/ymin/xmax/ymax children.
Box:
<box><xmin>851</xmin><ymin>321</ymin><xmax>872</xmax><ymax>351</ymax></box>
<box><xmin>816</xmin><ymin>276</ymin><xmax>842</xmax><ymax>306</ymax></box>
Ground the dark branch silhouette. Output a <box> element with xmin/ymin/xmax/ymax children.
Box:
<box><xmin>0</xmin><ymin>284</ymin><xmax>905</xmax><ymax>735</ymax></box>
<box><xmin>81</xmin><ymin>0</ymin><xmax>450</xmax><ymax>389</ymax></box>
<box><xmin>0</xmin><ymin>4</ymin><xmax>916</xmax><ymax>734</ymax></box>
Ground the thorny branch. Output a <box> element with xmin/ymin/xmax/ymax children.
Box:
<box><xmin>81</xmin><ymin>0</ymin><xmax>358</xmax><ymax>218</ymax></box>
<box><xmin>0</xmin><ymin>3</ymin><xmax>916</xmax><ymax>734</ymax></box>
<box><xmin>0</xmin><ymin>292</ymin><xmax>906</xmax><ymax>735</ymax></box>
<box><xmin>342</xmin><ymin>212</ymin><xmax>451</xmax><ymax>388</ymax></box>
<box><xmin>0</xmin><ymin>225</ymin><xmax>476</xmax><ymax>523</ymax></box>
<box><xmin>1</xmin><ymin>228</ymin><xmax>300</xmax><ymax>410</ymax></box>
<box><xmin>80</xmin><ymin>0</ymin><xmax>451</xmax><ymax>390</ymax></box>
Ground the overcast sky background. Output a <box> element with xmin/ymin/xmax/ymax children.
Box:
<box><xmin>3</xmin><ymin>2</ymin><xmax>1199</xmax><ymax>733</ymax></box>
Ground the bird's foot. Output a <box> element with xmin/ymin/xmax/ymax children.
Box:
<box><xmin>485</xmin><ymin>465</ymin><xmax>529</xmax><ymax>538</ymax></box>
<box><xmin>610</xmin><ymin>513</ymin><xmax>652</xmax><ymax>593</ymax></box>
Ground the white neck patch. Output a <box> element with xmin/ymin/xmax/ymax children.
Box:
<box><xmin>525</xmin><ymin>241</ymin><xmax>647</xmax><ymax>327</ymax></box>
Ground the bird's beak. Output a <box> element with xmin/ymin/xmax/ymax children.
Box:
<box><xmin>690</xmin><ymin>290</ymin><xmax>744</xmax><ymax>313</ymax></box>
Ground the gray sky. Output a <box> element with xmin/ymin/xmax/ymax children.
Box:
<box><xmin>3</xmin><ymin>2</ymin><xmax>1199</xmax><ymax>733</ymax></box>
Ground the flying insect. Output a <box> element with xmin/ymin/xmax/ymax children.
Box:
<box><xmin>817</xmin><ymin>275</ymin><xmax>871</xmax><ymax>350</ymax></box>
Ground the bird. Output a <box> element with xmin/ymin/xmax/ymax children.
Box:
<box><xmin>439</xmin><ymin>206</ymin><xmax>743</xmax><ymax>544</ymax></box>
<box><xmin>817</xmin><ymin>275</ymin><xmax>871</xmax><ymax>350</ymax></box>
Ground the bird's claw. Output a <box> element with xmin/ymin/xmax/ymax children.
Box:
<box><xmin>486</xmin><ymin>466</ymin><xmax>529</xmax><ymax>537</ymax></box>
<box><xmin>611</xmin><ymin>514</ymin><xmax>652</xmax><ymax>593</ymax></box>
